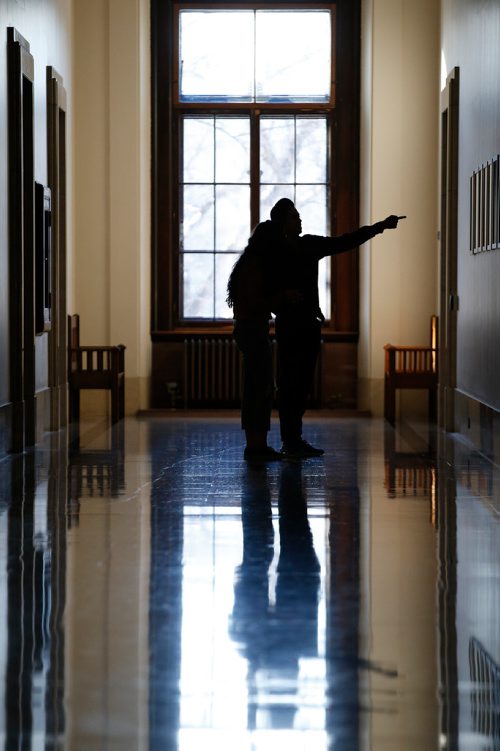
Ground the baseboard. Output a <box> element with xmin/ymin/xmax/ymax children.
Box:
<box><xmin>357</xmin><ymin>378</ymin><xmax>384</xmax><ymax>416</ymax></box>
<box><xmin>0</xmin><ymin>401</ymin><xmax>12</xmax><ymax>458</ymax></box>
<box><xmin>35</xmin><ymin>388</ymin><xmax>52</xmax><ymax>440</ymax></box>
<box><xmin>454</xmin><ymin>390</ymin><xmax>500</xmax><ymax>464</ymax></box>
<box><xmin>0</xmin><ymin>389</ymin><xmax>61</xmax><ymax>457</ymax></box>
<box><xmin>137</xmin><ymin>407</ymin><xmax>371</xmax><ymax>419</ymax></box>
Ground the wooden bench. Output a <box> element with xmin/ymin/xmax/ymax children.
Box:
<box><xmin>384</xmin><ymin>315</ymin><xmax>438</xmax><ymax>425</ymax></box>
<box><xmin>68</xmin><ymin>314</ymin><xmax>126</xmax><ymax>424</ymax></box>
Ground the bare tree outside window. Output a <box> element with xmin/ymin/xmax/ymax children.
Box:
<box><xmin>178</xmin><ymin>8</ymin><xmax>333</xmax><ymax>321</ymax></box>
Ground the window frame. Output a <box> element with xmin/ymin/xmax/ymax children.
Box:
<box><xmin>173</xmin><ymin>3</ymin><xmax>336</xmax><ymax>107</ymax></box>
<box><xmin>151</xmin><ymin>0</ymin><xmax>361</xmax><ymax>340</ymax></box>
<box><xmin>177</xmin><ymin>110</ymin><xmax>335</xmax><ymax>323</ymax></box>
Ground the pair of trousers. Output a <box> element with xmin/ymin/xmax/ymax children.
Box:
<box><xmin>275</xmin><ymin>316</ymin><xmax>321</xmax><ymax>446</ymax></box>
<box><xmin>233</xmin><ymin>320</ymin><xmax>274</xmax><ymax>432</ymax></box>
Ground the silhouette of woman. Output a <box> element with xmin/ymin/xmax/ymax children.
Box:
<box><xmin>227</xmin><ymin>221</ymin><xmax>283</xmax><ymax>461</ymax></box>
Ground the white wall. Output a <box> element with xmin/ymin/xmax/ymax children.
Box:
<box><xmin>71</xmin><ymin>0</ymin><xmax>440</xmax><ymax>418</ymax></box>
<box><xmin>359</xmin><ymin>0</ymin><xmax>440</xmax><ymax>416</ymax></box>
<box><xmin>72</xmin><ymin>0</ymin><xmax>151</xmax><ymax>415</ymax></box>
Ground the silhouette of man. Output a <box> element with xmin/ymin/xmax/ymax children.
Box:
<box><xmin>268</xmin><ymin>198</ymin><xmax>404</xmax><ymax>458</ymax></box>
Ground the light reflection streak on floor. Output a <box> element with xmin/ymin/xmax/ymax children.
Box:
<box><xmin>0</xmin><ymin>415</ymin><xmax>498</xmax><ymax>750</ymax></box>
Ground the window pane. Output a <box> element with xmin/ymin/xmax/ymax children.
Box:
<box><xmin>179</xmin><ymin>11</ymin><xmax>254</xmax><ymax>102</ymax></box>
<box><xmin>260</xmin><ymin>118</ymin><xmax>295</xmax><ymax>183</ymax></box>
<box><xmin>295</xmin><ymin>184</ymin><xmax>330</xmax><ymax>319</ymax></box>
<box><xmin>179</xmin><ymin>10</ymin><xmax>331</xmax><ymax>105</ymax></box>
<box><xmin>182</xmin><ymin>185</ymin><xmax>214</xmax><ymax>251</ymax></box>
<box><xmin>318</xmin><ymin>258</ymin><xmax>331</xmax><ymax>320</ymax></box>
<box><xmin>296</xmin><ymin>118</ymin><xmax>327</xmax><ymax>183</ymax></box>
<box><xmin>295</xmin><ymin>184</ymin><xmax>328</xmax><ymax>236</ymax></box>
<box><xmin>215</xmin><ymin>119</ymin><xmax>250</xmax><ymax>183</ymax></box>
<box><xmin>215</xmin><ymin>185</ymin><xmax>250</xmax><ymax>251</ymax></box>
<box><xmin>182</xmin><ymin>254</ymin><xmax>214</xmax><ymax>318</ymax></box>
<box><xmin>256</xmin><ymin>11</ymin><xmax>331</xmax><ymax>103</ymax></box>
<box><xmin>183</xmin><ymin>119</ymin><xmax>214</xmax><ymax>183</ymax></box>
<box><xmin>215</xmin><ymin>253</ymin><xmax>239</xmax><ymax>319</ymax></box>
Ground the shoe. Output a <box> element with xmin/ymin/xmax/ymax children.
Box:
<box><xmin>280</xmin><ymin>439</ymin><xmax>325</xmax><ymax>458</ymax></box>
<box><xmin>243</xmin><ymin>446</ymin><xmax>283</xmax><ymax>462</ymax></box>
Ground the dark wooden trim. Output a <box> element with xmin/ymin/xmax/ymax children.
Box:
<box><xmin>175</xmin><ymin>102</ymin><xmax>335</xmax><ymax>113</ymax></box>
<box><xmin>250</xmin><ymin>110</ymin><xmax>260</xmax><ymax>227</ymax></box>
<box><xmin>22</xmin><ymin>72</ymin><xmax>36</xmax><ymax>446</ymax></box>
<box><xmin>438</xmin><ymin>67</ymin><xmax>459</xmax><ymax>432</ymax></box>
<box><xmin>151</xmin><ymin>0</ymin><xmax>360</xmax><ymax>332</ymax></box>
<box><xmin>7</xmin><ymin>28</ymin><xmax>25</xmax><ymax>450</ymax></box>
<box><xmin>151</xmin><ymin>0</ymin><xmax>175</xmax><ymax>331</ymax></box>
<box><xmin>0</xmin><ymin>401</ymin><xmax>13</xmax><ymax>457</ymax></box>
<box><xmin>332</xmin><ymin>0</ymin><xmax>360</xmax><ymax>332</ymax></box>
<box><xmin>176</xmin><ymin>1</ymin><xmax>335</xmax><ymax>7</ymax></box>
<box><xmin>7</xmin><ymin>27</ymin><xmax>36</xmax><ymax>451</ymax></box>
<box><xmin>151</xmin><ymin>326</ymin><xmax>358</xmax><ymax>343</ymax></box>
<box><xmin>47</xmin><ymin>66</ymin><xmax>68</xmax><ymax>430</ymax></box>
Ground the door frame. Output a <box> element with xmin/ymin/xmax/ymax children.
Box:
<box><xmin>439</xmin><ymin>67</ymin><xmax>459</xmax><ymax>432</ymax></box>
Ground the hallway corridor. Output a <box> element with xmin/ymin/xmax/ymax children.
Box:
<box><xmin>0</xmin><ymin>414</ymin><xmax>498</xmax><ymax>749</ymax></box>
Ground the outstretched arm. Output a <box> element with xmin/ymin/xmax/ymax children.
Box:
<box><xmin>341</xmin><ymin>214</ymin><xmax>406</xmax><ymax>248</ymax></box>
<box><xmin>311</xmin><ymin>215</ymin><xmax>406</xmax><ymax>258</ymax></box>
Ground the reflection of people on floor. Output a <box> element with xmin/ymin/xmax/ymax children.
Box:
<box><xmin>229</xmin><ymin>463</ymin><xmax>320</xmax><ymax>731</ymax></box>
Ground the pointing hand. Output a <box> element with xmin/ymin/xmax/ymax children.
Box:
<box><xmin>384</xmin><ymin>214</ymin><xmax>406</xmax><ymax>229</ymax></box>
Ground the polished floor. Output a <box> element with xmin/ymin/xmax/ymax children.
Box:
<box><xmin>0</xmin><ymin>413</ymin><xmax>499</xmax><ymax>750</ymax></box>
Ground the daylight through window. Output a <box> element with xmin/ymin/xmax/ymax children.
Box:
<box><xmin>177</xmin><ymin>7</ymin><xmax>334</xmax><ymax>321</ymax></box>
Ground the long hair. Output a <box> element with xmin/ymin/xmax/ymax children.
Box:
<box><xmin>226</xmin><ymin>221</ymin><xmax>277</xmax><ymax>308</ymax></box>
<box><xmin>226</xmin><ymin>199</ymin><xmax>293</xmax><ymax>307</ymax></box>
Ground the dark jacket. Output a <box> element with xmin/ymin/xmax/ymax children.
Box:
<box><xmin>271</xmin><ymin>223</ymin><xmax>386</xmax><ymax>321</ymax></box>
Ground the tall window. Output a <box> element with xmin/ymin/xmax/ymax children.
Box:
<box><xmin>175</xmin><ymin>5</ymin><xmax>335</xmax><ymax>322</ymax></box>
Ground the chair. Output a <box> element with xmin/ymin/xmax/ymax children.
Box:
<box><xmin>384</xmin><ymin>315</ymin><xmax>438</xmax><ymax>425</ymax></box>
<box><xmin>68</xmin><ymin>314</ymin><xmax>126</xmax><ymax>423</ymax></box>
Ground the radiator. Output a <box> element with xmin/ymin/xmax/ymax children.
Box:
<box><xmin>183</xmin><ymin>339</ymin><xmax>243</xmax><ymax>407</ymax></box>
<box><xmin>183</xmin><ymin>337</ymin><xmax>322</xmax><ymax>408</ymax></box>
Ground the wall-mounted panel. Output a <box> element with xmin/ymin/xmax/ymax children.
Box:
<box><xmin>469</xmin><ymin>156</ymin><xmax>500</xmax><ymax>254</ymax></box>
<box><xmin>442</xmin><ymin>0</ymin><xmax>500</xmax><ymax>412</ymax></box>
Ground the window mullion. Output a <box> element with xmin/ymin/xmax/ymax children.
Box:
<box><xmin>213</xmin><ymin>117</ymin><xmax>216</xmax><ymax>320</ymax></box>
<box><xmin>173</xmin><ymin>6</ymin><xmax>336</xmax><ymax>324</ymax></box>
<box><xmin>293</xmin><ymin>115</ymin><xmax>297</xmax><ymax>204</ymax></box>
<box><xmin>250</xmin><ymin>110</ymin><xmax>260</xmax><ymax>228</ymax></box>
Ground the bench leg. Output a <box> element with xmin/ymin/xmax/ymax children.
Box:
<box><xmin>428</xmin><ymin>387</ymin><xmax>437</xmax><ymax>424</ymax></box>
<box><xmin>69</xmin><ymin>388</ymin><xmax>80</xmax><ymax>423</ymax></box>
<box><xmin>119</xmin><ymin>378</ymin><xmax>125</xmax><ymax>420</ymax></box>
<box><xmin>111</xmin><ymin>385</ymin><xmax>120</xmax><ymax>424</ymax></box>
<box><xmin>385</xmin><ymin>377</ymin><xmax>396</xmax><ymax>425</ymax></box>
<box><xmin>111</xmin><ymin>377</ymin><xmax>125</xmax><ymax>423</ymax></box>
